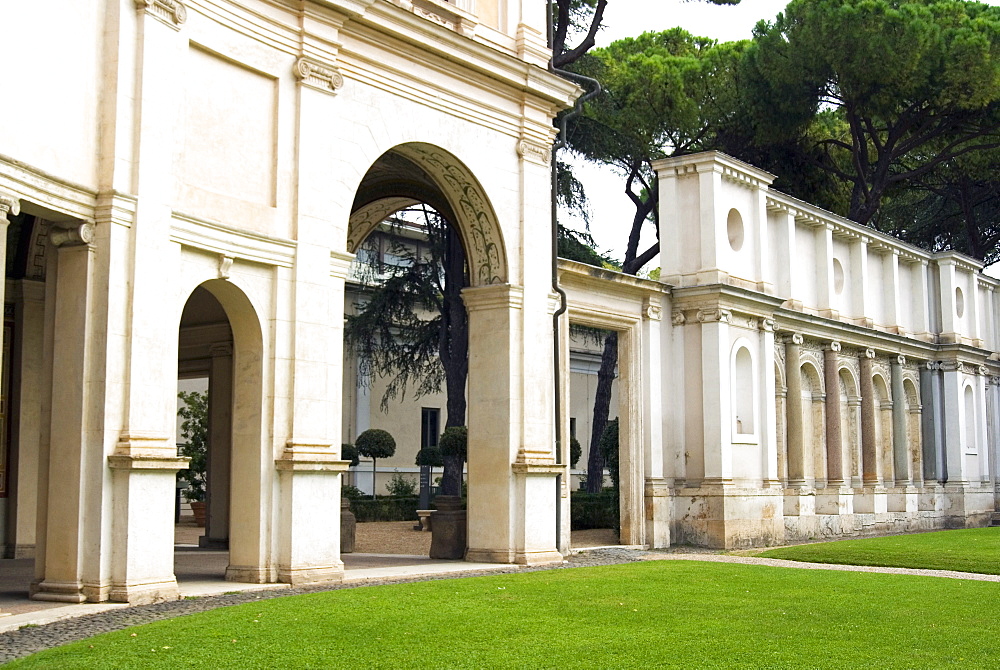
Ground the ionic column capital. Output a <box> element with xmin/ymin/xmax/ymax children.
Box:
<box><xmin>0</xmin><ymin>191</ymin><xmax>20</xmax><ymax>223</ymax></box>
<box><xmin>826</xmin><ymin>340</ymin><xmax>841</xmax><ymax>352</ymax></box>
<box><xmin>790</xmin><ymin>333</ymin><xmax>803</xmax><ymax>345</ymax></box>
<box><xmin>863</xmin><ymin>348</ymin><xmax>876</xmax><ymax>359</ymax></box>
<box><xmin>49</xmin><ymin>222</ymin><xmax>95</xmax><ymax>247</ymax></box>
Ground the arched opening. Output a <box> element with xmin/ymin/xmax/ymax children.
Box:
<box><xmin>963</xmin><ymin>383</ymin><xmax>981</xmax><ymax>481</ymax></box>
<box><xmin>903</xmin><ymin>378</ymin><xmax>922</xmax><ymax>485</ymax></box>
<box><xmin>175</xmin><ymin>280</ymin><xmax>266</xmax><ymax>583</ymax></box>
<box><xmin>774</xmin><ymin>361</ymin><xmax>786</xmax><ymax>483</ymax></box>
<box><xmin>873</xmin><ymin>375</ymin><xmax>893</xmax><ymax>484</ymax></box>
<box><xmin>839</xmin><ymin>368</ymin><xmax>861</xmax><ymax>488</ymax></box>
<box><xmin>800</xmin><ymin>362</ymin><xmax>825</xmax><ymax>487</ymax></box>
<box><xmin>342</xmin><ymin>143</ymin><xmax>519</xmax><ymax>562</ymax></box>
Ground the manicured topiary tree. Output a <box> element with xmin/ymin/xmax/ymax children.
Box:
<box><xmin>438</xmin><ymin>426</ymin><xmax>467</xmax><ymax>497</ymax></box>
<box><xmin>341</xmin><ymin>443</ymin><xmax>360</xmax><ymax>467</ymax></box>
<box><xmin>355</xmin><ymin>429</ymin><xmax>396</xmax><ymax>498</ymax></box>
<box><xmin>570</xmin><ymin>436</ymin><xmax>582</xmax><ymax>469</ymax></box>
<box><xmin>599</xmin><ymin>418</ymin><xmax>619</xmax><ymax>491</ymax></box>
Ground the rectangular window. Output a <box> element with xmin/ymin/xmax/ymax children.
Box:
<box><xmin>421</xmin><ymin>408</ymin><xmax>440</xmax><ymax>450</ymax></box>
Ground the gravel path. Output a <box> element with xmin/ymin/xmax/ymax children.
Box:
<box><xmin>4</xmin><ymin>546</ymin><xmax>997</xmax><ymax>664</ymax></box>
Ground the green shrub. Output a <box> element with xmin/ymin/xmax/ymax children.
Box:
<box><xmin>415</xmin><ymin>446</ymin><xmax>444</xmax><ymax>467</ymax></box>
<box><xmin>599</xmin><ymin>418</ymin><xmax>619</xmax><ymax>490</ymax></box>
<box><xmin>387</xmin><ymin>472</ymin><xmax>417</xmax><ymax>497</ymax></box>
<box><xmin>342</xmin><ymin>443</ymin><xmax>360</xmax><ymax>467</ymax></box>
<box><xmin>355</xmin><ymin>429</ymin><xmax>396</xmax><ymax>460</ymax></box>
<box><xmin>570</xmin><ymin>490</ymin><xmax>619</xmax><ymax>530</ymax></box>
<box><xmin>177</xmin><ymin>390</ymin><xmax>208</xmax><ymax>503</ymax></box>
<box><xmin>439</xmin><ymin>426</ymin><xmax>467</xmax><ymax>460</ymax></box>
<box><xmin>350</xmin><ymin>496</ymin><xmax>420</xmax><ymax>522</ymax></box>
<box><xmin>342</xmin><ymin>485</ymin><xmax>365</xmax><ymax>501</ymax></box>
<box><xmin>569</xmin><ymin>436</ymin><xmax>582</xmax><ymax>468</ymax></box>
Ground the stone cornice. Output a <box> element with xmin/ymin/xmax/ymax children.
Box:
<box><xmin>652</xmin><ymin>151</ymin><xmax>775</xmax><ymax>189</ymax></box>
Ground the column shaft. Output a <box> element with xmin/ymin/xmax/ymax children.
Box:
<box><xmin>784</xmin><ymin>336</ymin><xmax>804</xmax><ymax>485</ymax></box>
<box><xmin>823</xmin><ymin>346</ymin><xmax>843</xmax><ymax>485</ymax></box>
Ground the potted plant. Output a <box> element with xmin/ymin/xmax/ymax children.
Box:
<box><xmin>177</xmin><ymin>390</ymin><xmax>208</xmax><ymax>527</ymax></box>
<box><xmin>340</xmin><ymin>443</ymin><xmax>360</xmax><ymax>553</ymax></box>
<box><xmin>430</xmin><ymin>426</ymin><xmax>467</xmax><ymax>559</ymax></box>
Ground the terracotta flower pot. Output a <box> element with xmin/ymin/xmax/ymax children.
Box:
<box><xmin>190</xmin><ymin>501</ymin><xmax>207</xmax><ymax>527</ymax></box>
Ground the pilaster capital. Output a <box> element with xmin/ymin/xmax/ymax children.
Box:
<box><xmin>516</xmin><ymin>139</ymin><xmax>551</xmax><ymax>166</ymax></box>
<box><xmin>461</xmin><ymin>283</ymin><xmax>523</xmax><ymax>312</ymax></box>
<box><xmin>697</xmin><ymin>308</ymin><xmax>732</xmax><ymax>324</ymax></box>
<box><xmin>979</xmin><ymin>365</ymin><xmax>989</xmax><ymax>376</ymax></box>
<box><xmin>0</xmin><ymin>191</ymin><xmax>20</xmax><ymax>223</ymax></box>
<box><xmin>863</xmin><ymin>347</ymin><xmax>876</xmax><ymax>359</ymax></box>
<box><xmin>759</xmin><ymin>318</ymin><xmax>775</xmax><ymax>333</ymax></box>
<box><xmin>789</xmin><ymin>333</ymin><xmax>803</xmax><ymax>345</ymax></box>
<box><xmin>293</xmin><ymin>57</ymin><xmax>345</xmax><ymax>95</ymax></box>
<box><xmin>49</xmin><ymin>222</ymin><xmax>95</xmax><ymax>247</ymax></box>
<box><xmin>895</xmin><ymin>355</ymin><xmax>906</xmax><ymax>366</ymax></box>
<box><xmin>826</xmin><ymin>340</ymin><xmax>842</xmax><ymax>352</ymax></box>
<box><xmin>925</xmin><ymin>361</ymin><xmax>940</xmax><ymax>371</ymax></box>
<box><xmin>671</xmin><ymin>310</ymin><xmax>685</xmax><ymax>326</ymax></box>
<box><xmin>134</xmin><ymin>0</ymin><xmax>187</xmax><ymax>29</ymax></box>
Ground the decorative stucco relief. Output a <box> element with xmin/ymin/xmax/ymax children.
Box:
<box><xmin>294</xmin><ymin>57</ymin><xmax>345</xmax><ymax>95</ymax></box>
<box><xmin>394</xmin><ymin>144</ymin><xmax>506</xmax><ymax>286</ymax></box>
<box><xmin>516</xmin><ymin>140</ymin><xmax>551</xmax><ymax>166</ymax></box>
<box><xmin>134</xmin><ymin>0</ymin><xmax>186</xmax><ymax>29</ymax></box>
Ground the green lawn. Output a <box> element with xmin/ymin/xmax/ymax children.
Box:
<box><xmin>8</xmin><ymin>560</ymin><xmax>1000</xmax><ymax>669</ymax></box>
<box><xmin>757</xmin><ymin>527</ymin><xmax>1000</xmax><ymax>574</ymax></box>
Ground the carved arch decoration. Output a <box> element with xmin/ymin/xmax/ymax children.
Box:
<box><xmin>348</xmin><ymin>143</ymin><xmax>508</xmax><ymax>287</ymax></box>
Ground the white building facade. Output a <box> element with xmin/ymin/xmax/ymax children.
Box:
<box><xmin>2</xmin><ymin>0</ymin><xmax>998</xmax><ymax>610</ymax></box>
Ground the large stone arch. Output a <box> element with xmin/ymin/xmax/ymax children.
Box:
<box><xmin>348</xmin><ymin>143</ymin><xmax>507</xmax><ymax>287</ymax></box>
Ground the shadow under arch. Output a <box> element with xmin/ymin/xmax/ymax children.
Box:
<box><xmin>348</xmin><ymin>142</ymin><xmax>508</xmax><ymax>287</ymax></box>
<box><xmin>179</xmin><ymin>278</ymin><xmax>269</xmax><ymax>583</ymax></box>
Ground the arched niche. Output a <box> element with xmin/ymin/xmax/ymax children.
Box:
<box><xmin>348</xmin><ymin>143</ymin><xmax>508</xmax><ymax>287</ymax></box>
<box><xmin>731</xmin><ymin>342</ymin><xmax>756</xmax><ymax>438</ymax></box>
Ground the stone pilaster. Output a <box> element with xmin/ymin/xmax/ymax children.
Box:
<box><xmin>202</xmin><ymin>343</ymin><xmax>233</xmax><ymax>549</ymax></box>
<box><xmin>891</xmin><ymin>356</ymin><xmax>908</xmax><ymax>484</ymax></box>
<box><xmin>859</xmin><ymin>348</ymin><xmax>878</xmax><ymax>485</ymax></box>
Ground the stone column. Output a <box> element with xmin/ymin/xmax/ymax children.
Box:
<box><xmin>860</xmin><ymin>348</ymin><xmax>878</xmax><ymax>485</ymax></box>
<box><xmin>784</xmin><ymin>334</ymin><xmax>805</xmax><ymax>486</ymax></box>
<box><xmin>34</xmin><ymin>223</ymin><xmax>100</xmax><ymax>603</ymax></box>
<box><xmin>0</xmin><ymin>194</ymin><xmax>19</xmax><ymax>313</ymax></box>
<box><xmin>891</xmin><ymin>356</ymin><xmax>908</xmax><ymax>484</ymax></box>
<box><xmin>823</xmin><ymin>342</ymin><xmax>844</xmax><ymax>486</ymax></box>
<box><xmin>202</xmin><ymin>343</ymin><xmax>233</xmax><ymax>549</ymax></box>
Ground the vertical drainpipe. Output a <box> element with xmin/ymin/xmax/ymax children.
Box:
<box><xmin>546</xmin><ymin>1</ymin><xmax>602</xmax><ymax>552</ymax></box>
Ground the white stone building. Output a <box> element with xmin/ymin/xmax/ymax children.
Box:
<box><xmin>1</xmin><ymin>0</ymin><xmax>998</xmax><ymax>610</ymax></box>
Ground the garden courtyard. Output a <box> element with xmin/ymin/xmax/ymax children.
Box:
<box><xmin>3</xmin><ymin>526</ymin><xmax>1000</xmax><ymax>668</ymax></box>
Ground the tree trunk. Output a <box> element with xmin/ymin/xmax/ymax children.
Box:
<box><xmin>585</xmin><ymin>333</ymin><xmax>618</xmax><ymax>493</ymax></box>
<box><xmin>440</xmin><ymin>226</ymin><xmax>469</xmax><ymax>497</ymax></box>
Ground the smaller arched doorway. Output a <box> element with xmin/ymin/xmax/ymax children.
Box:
<box><xmin>175</xmin><ymin>279</ymin><xmax>268</xmax><ymax>582</ymax></box>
